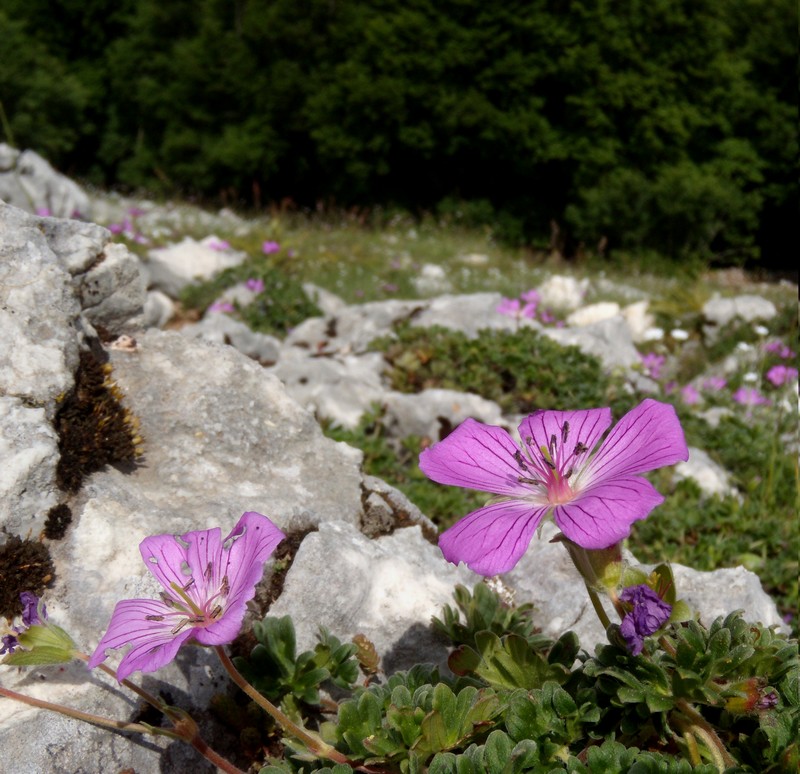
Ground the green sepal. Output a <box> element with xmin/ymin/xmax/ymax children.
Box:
<box><xmin>2</xmin><ymin>623</ymin><xmax>77</xmax><ymax>666</ymax></box>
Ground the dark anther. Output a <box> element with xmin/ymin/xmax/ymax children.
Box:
<box><xmin>574</xmin><ymin>442</ymin><xmax>588</xmax><ymax>455</ymax></box>
<box><xmin>145</xmin><ymin>614</ymin><xmax>165</xmax><ymax>621</ymax></box>
<box><xmin>549</xmin><ymin>434</ymin><xmax>557</xmax><ymax>454</ymax></box>
<box><xmin>513</xmin><ymin>450</ymin><xmax>530</xmax><ymax>470</ymax></box>
<box><xmin>561</xmin><ymin>421</ymin><xmax>570</xmax><ymax>444</ymax></box>
<box><xmin>204</xmin><ymin>562</ymin><xmax>213</xmax><ymax>580</ymax></box>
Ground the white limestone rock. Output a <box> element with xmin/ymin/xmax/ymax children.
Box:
<box><xmin>0</xmin><ymin>397</ymin><xmax>60</xmax><ymax>537</ymax></box>
<box><xmin>541</xmin><ymin>316</ymin><xmax>641</xmax><ymax>370</ymax></box>
<box><xmin>268</xmin><ymin>521</ymin><xmax>475</xmax><ymax>673</ymax></box>
<box><xmin>0</xmin><ymin>143</ymin><xmax>91</xmax><ymax>219</ymax></box>
<box><xmin>411</xmin><ymin>292</ymin><xmax>533</xmax><ymax>337</ymax></box>
<box><xmin>566</xmin><ymin>301</ymin><xmax>621</xmax><ymax>327</ymax></box>
<box><xmin>703</xmin><ymin>294</ymin><xmax>777</xmax><ymax>329</ymax></box>
<box><xmin>675</xmin><ymin>446</ymin><xmax>738</xmax><ymax>499</ymax></box>
<box><xmin>536</xmin><ymin>275</ymin><xmax>590</xmax><ymax>312</ymax></box>
<box><xmin>144</xmin><ymin>236</ymin><xmax>247</xmax><ymax>297</ymax></box>
<box><xmin>271</xmin><ymin>349</ymin><xmax>387</xmax><ymax>428</ymax></box>
<box><xmin>0</xmin><ymin>203</ymin><xmax>81</xmax><ymax>415</ymax></box>
<box><xmin>382</xmin><ymin>388</ymin><xmax>505</xmax><ymax>441</ymax></box>
<box><xmin>181</xmin><ymin>312</ymin><xmax>282</xmax><ymax>364</ymax></box>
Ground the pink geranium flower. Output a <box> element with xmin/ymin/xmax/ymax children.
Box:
<box><xmin>419</xmin><ymin>399</ymin><xmax>688</xmax><ymax>575</ymax></box>
<box><xmin>88</xmin><ymin>512</ymin><xmax>284</xmax><ymax>681</ymax></box>
<box><xmin>262</xmin><ymin>240</ymin><xmax>281</xmax><ymax>255</ymax></box>
<box><xmin>765</xmin><ymin>365</ymin><xmax>798</xmax><ymax>387</ymax></box>
<box><xmin>732</xmin><ymin>387</ymin><xmax>771</xmax><ymax>407</ymax></box>
<box><xmin>702</xmin><ymin>376</ymin><xmax>727</xmax><ymax>392</ymax></box>
<box><xmin>245</xmin><ymin>277</ymin><xmax>265</xmax><ymax>293</ymax></box>
<box><xmin>680</xmin><ymin>384</ymin><xmax>700</xmax><ymax>405</ymax></box>
<box><xmin>640</xmin><ymin>352</ymin><xmax>666</xmax><ymax>380</ymax></box>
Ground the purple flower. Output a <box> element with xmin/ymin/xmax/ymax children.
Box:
<box><xmin>207</xmin><ymin>237</ymin><xmax>231</xmax><ymax>251</ymax></box>
<box><xmin>88</xmin><ymin>512</ymin><xmax>285</xmax><ymax>682</ymax></box>
<box><xmin>35</xmin><ymin>207</ymin><xmax>52</xmax><ymax>217</ymax></box>
<box><xmin>127</xmin><ymin>206</ymin><xmax>146</xmax><ymax>217</ymax></box>
<box><xmin>619</xmin><ymin>584</ymin><xmax>672</xmax><ymax>655</ymax></box>
<box><xmin>419</xmin><ymin>399</ymin><xmax>688</xmax><ymax>575</ymax></box>
<box><xmin>262</xmin><ymin>240</ymin><xmax>281</xmax><ymax>255</ymax></box>
<box><xmin>680</xmin><ymin>384</ymin><xmax>700</xmax><ymax>405</ymax></box>
<box><xmin>764</xmin><ymin>340</ymin><xmax>796</xmax><ymax>359</ymax></box>
<box><xmin>245</xmin><ymin>277</ymin><xmax>265</xmax><ymax>294</ymax></box>
<box><xmin>382</xmin><ymin>282</ymin><xmax>399</xmax><ymax>293</ymax></box>
<box><xmin>20</xmin><ymin>591</ymin><xmax>46</xmax><ymax>626</ymax></box>
<box><xmin>766</xmin><ymin>365</ymin><xmax>798</xmax><ymax>387</ymax></box>
<box><xmin>496</xmin><ymin>298</ymin><xmax>522</xmax><ymax>317</ymax></box>
<box><xmin>208</xmin><ymin>301</ymin><xmax>235</xmax><ymax>314</ymax></box>
<box><xmin>520</xmin><ymin>289</ymin><xmax>540</xmax><ymax>305</ymax></box>
<box><xmin>0</xmin><ymin>633</ymin><xmax>19</xmax><ymax>655</ymax></box>
<box><xmin>702</xmin><ymin>376</ymin><xmax>727</xmax><ymax>392</ymax></box>
<box><xmin>732</xmin><ymin>387</ymin><xmax>771</xmax><ymax>407</ymax></box>
<box><xmin>640</xmin><ymin>352</ymin><xmax>665</xmax><ymax>380</ymax></box>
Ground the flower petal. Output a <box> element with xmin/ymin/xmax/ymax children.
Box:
<box><xmin>439</xmin><ymin>500</ymin><xmax>550</xmax><ymax>575</ymax></box>
<box><xmin>553</xmin><ymin>476</ymin><xmax>665</xmax><ymax>549</ymax></box>
<box><xmin>194</xmin><ymin>512</ymin><xmax>285</xmax><ymax>645</ymax></box>
<box><xmin>518</xmin><ymin>407</ymin><xmax>611</xmax><ymax>472</ymax></box>
<box><xmin>87</xmin><ymin>598</ymin><xmax>193</xmax><ymax>682</ymax></box>
<box><xmin>139</xmin><ymin>532</ymin><xmax>197</xmax><ymax>597</ymax></box>
<box><xmin>419</xmin><ymin>418</ymin><xmax>530</xmax><ymax>496</ymax></box>
<box><xmin>583</xmin><ymin>399</ymin><xmax>688</xmax><ymax>483</ymax></box>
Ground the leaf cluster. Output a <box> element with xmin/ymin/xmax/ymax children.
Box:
<box><xmin>178</xmin><ymin>257</ymin><xmax>322</xmax><ymax>337</ymax></box>
<box><xmin>372</xmin><ymin>324</ymin><xmax>617</xmax><ymax>415</ymax></box>
<box><xmin>246</xmin><ymin>583</ymin><xmax>798</xmax><ymax>773</ymax></box>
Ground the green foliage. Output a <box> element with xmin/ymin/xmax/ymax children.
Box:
<box><xmin>233</xmin><ymin>616</ymin><xmax>359</xmax><ymax>706</ymax></box>
<box><xmin>373</xmin><ymin>324</ymin><xmax>617</xmax><ymax>415</ymax></box>
<box><xmin>178</xmin><ymin>257</ymin><xmax>322</xmax><ymax>337</ymax></box>
<box><xmin>4</xmin><ymin>0</ymin><xmax>795</xmax><ymax>266</ymax></box>
<box><xmin>631</xmin><ymin>409</ymin><xmax>799</xmax><ymax>627</ymax></box>
<box><xmin>433</xmin><ymin>582</ymin><xmax>543</xmax><ymax>650</ymax></box>
<box><xmin>248</xmin><ymin>585</ymin><xmax>799</xmax><ymax>772</ymax></box>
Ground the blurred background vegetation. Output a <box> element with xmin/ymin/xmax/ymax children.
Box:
<box><xmin>0</xmin><ymin>0</ymin><xmax>795</xmax><ymax>269</ymax></box>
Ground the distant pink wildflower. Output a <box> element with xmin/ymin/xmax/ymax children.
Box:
<box><xmin>419</xmin><ymin>399</ymin><xmax>688</xmax><ymax>575</ymax></box>
<box><xmin>35</xmin><ymin>207</ymin><xmax>52</xmax><ymax>217</ymax></box>
<box><xmin>89</xmin><ymin>512</ymin><xmax>284</xmax><ymax>682</ymax></box>
<box><xmin>732</xmin><ymin>387</ymin><xmax>770</xmax><ymax>407</ymax></box>
<box><xmin>702</xmin><ymin>376</ymin><xmax>727</xmax><ymax>392</ymax></box>
<box><xmin>496</xmin><ymin>298</ymin><xmax>536</xmax><ymax>320</ymax></box>
<box><xmin>520</xmin><ymin>289</ymin><xmax>540</xmax><ymax>305</ymax></box>
<box><xmin>764</xmin><ymin>340</ymin><xmax>795</xmax><ymax>359</ymax></box>
<box><xmin>262</xmin><ymin>241</ymin><xmax>281</xmax><ymax>255</ymax></box>
<box><xmin>208</xmin><ymin>301</ymin><xmax>234</xmax><ymax>314</ymax></box>
<box><xmin>680</xmin><ymin>385</ymin><xmax>700</xmax><ymax>405</ymax></box>
<box><xmin>640</xmin><ymin>352</ymin><xmax>666</xmax><ymax>380</ymax></box>
<box><xmin>245</xmin><ymin>278</ymin><xmax>265</xmax><ymax>294</ymax></box>
<box><xmin>765</xmin><ymin>365</ymin><xmax>798</xmax><ymax>387</ymax></box>
<box><xmin>207</xmin><ymin>237</ymin><xmax>231</xmax><ymax>251</ymax></box>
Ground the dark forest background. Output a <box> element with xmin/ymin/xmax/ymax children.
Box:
<box><xmin>0</xmin><ymin>0</ymin><xmax>795</xmax><ymax>268</ymax></box>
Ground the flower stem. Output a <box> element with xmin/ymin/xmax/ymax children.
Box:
<box><xmin>584</xmin><ymin>583</ymin><xmax>613</xmax><ymax>630</ymax></box>
<box><xmin>214</xmin><ymin>645</ymin><xmax>350</xmax><ymax>765</ymax></box>
<box><xmin>75</xmin><ymin>651</ymin><xmax>246</xmax><ymax>774</ymax></box>
<box><xmin>674</xmin><ymin>699</ymin><xmax>736</xmax><ymax>770</ymax></box>
<box><xmin>0</xmin><ymin>683</ymin><xmax>165</xmax><ymax>736</ymax></box>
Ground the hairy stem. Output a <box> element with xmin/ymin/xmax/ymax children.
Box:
<box><xmin>0</xmin><ymin>683</ymin><xmax>166</xmax><ymax>736</ymax></box>
<box><xmin>674</xmin><ymin>699</ymin><xmax>735</xmax><ymax>770</ymax></box>
<box><xmin>214</xmin><ymin>645</ymin><xmax>350</xmax><ymax>765</ymax></box>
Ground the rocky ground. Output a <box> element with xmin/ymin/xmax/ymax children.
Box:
<box><xmin>0</xmin><ymin>153</ymin><xmax>796</xmax><ymax>772</ymax></box>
